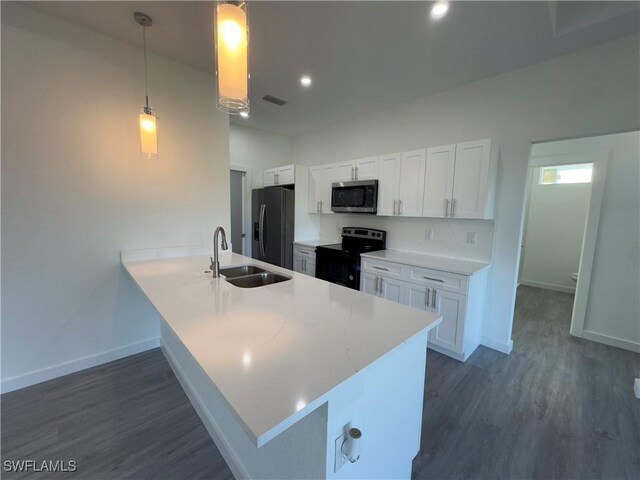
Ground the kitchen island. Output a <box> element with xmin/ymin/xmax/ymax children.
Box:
<box><xmin>123</xmin><ymin>248</ymin><xmax>441</xmax><ymax>479</ymax></box>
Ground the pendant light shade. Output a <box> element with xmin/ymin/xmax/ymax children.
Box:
<box><xmin>215</xmin><ymin>2</ymin><xmax>249</xmax><ymax>115</ymax></box>
<box><xmin>139</xmin><ymin>109</ymin><xmax>158</xmax><ymax>157</ymax></box>
<box><xmin>135</xmin><ymin>12</ymin><xmax>158</xmax><ymax>159</ymax></box>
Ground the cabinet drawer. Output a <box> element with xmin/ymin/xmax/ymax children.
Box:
<box><xmin>407</xmin><ymin>266</ymin><xmax>467</xmax><ymax>293</ymax></box>
<box><xmin>361</xmin><ymin>258</ymin><xmax>402</xmax><ymax>278</ymax></box>
<box><xmin>293</xmin><ymin>245</ymin><xmax>316</xmax><ymax>259</ymax></box>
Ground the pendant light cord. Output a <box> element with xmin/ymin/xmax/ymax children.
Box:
<box><xmin>143</xmin><ymin>24</ymin><xmax>149</xmax><ymax>110</ymax></box>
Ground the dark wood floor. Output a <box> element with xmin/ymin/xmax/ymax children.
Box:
<box><xmin>2</xmin><ymin>285</ymin><xmax>639</xmax><ymax>479</ymax></box>
<box><xmin>414</xmin><ymin>286</ymin><xmax>640</xmax><ymax>480</ymax></box>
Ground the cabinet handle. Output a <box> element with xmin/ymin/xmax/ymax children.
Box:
<box><xmin>432</xmin><ymin>289</ymin><xmax>437</xmax><ymax>309</ymax></box>
<box><xmin>320</xmin><ymin>200</ymin><xmax>323</xmax><ymax>212</ymax></box>
<box><xmin>445</xmin><ymin>199</ymin><xmax>450</xmax><ymax>218</ymax></box>
<box><xmin>426</xmin><ymin>288</ymin><xmax>431</xmax><ymax>308</ymax></box>
<box><xmin>375</xmin><ymin>276</ymin><xmax>379</xmax><ymax>294</ymax></box>
<box><xmin>451</xmin><ymin>199</ymin><xmax>457</xmax><ymax>217</ymax></box>
<box><xmin>317</xmin><ymin>200</ymin><xmax>320</xmax><ymax>212</ymax></box>
<box><xmin>393</xmin><ymin>200</ymin><xmax>397</xmax><ymax>215</ymax></box>
<box><xmin>351</xmin><ymin>167</ymin><xmax>355</xmax><ymax>181</ymax></box>
<box><xmin>423</xmin><ymin>276</ymin><xmax>444</xmax><ymax>283</ymax></box>
<box><xmin>380</xmin><ymin>277</ymin><xmax>384</xmax><ymax>294</ymax></box>
<box><xmin>373</xmin><ymin>266</ymin><xmax>389</xmax><ymax>271</ymax></box>
<box><xmin>398</xmin><ymin>200</ymin><xmax>403</xmax><ymax>215</ymax></box>
<box><xmin>355</xmin><ymin>166</ymin><xmax>359</xmax><ymax>180</ymax></box>
<box><xmin>275</xmin><ymin>172</ymin><xmax>279</xmax><ymax>184</ymax></box>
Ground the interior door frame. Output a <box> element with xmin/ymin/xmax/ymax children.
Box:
<box><xmin>230</xmin><ymin>163</ymin><xmax>252</xmax><ymax>256</ymax></box>
<box><xmin>526</xmin><ymin>150</ymin><xmax>609</xmax><ymax>338</ymax></box>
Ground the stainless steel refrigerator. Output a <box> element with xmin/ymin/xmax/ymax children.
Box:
<box><xmin>252</xmin><ymin>187</ymin><xmax>295</xmax><ymax>269</ymax></box>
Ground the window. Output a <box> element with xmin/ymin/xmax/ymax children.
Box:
<box><xmin>539</xmin><ymin>163</ymin><xmax>593</xmax><ymax>185</ymax></box>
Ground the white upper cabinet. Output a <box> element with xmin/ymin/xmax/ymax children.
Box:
<box><xmin>263</xmin><ymin>168</ymin><xmax>278</xmax><ymax>187</ymax></box>
<box><xmin>423</xmin><ymin>144</ymin><xmax>456</xmax><ymax>218</ymax></box>
<box><xmin>354</xmin><ymin>157</ymin><xmax>379</xmax><ymax>180</ymax></box>
<box><xmin>334</xmin><ymin>157</ymin><xmax>379</xmax><ymax>182</ymax></box>
<box><xmin>335</xmin><ymin>161</ymin><xmax>355</xmax><ymax>182</ymax></box>
<box><xmin>377</xmin><ymin>153</ymin><xmax>401</xmax><ymax>216</ymax></box>
<box><xmin>422</xmin><ymin>138</ymin><xmax>496</xmax><ymax>219</ymax></box>
<box><xmin>320</xmin><ymin>164</ymin><xmax>335</xmax><ymax>214</ymax></box>
<box><xmin>308</xmin><ymin>166</ymin><xmax>322</xmax><ymax>213</ymax></box>
<box><xmin>276</xmin><ymin>164</ymin><xmax>295</xmax><ymax>186</ymax></box>
<box><xmin>397</xmin><ymin>150</ymin><xmax>426</xmax><ymax>217</ymax></box>
<box><xmin>451</xmin><ymin>139</ymin><xmax>494</xmax><ymax>219</ymax></box>
<box><xmin>379</xmin><ymin>150</ymin><xmax>426</xmax><ymax>217</ymax></box>
<box><xmin>307</xmin><ymin>163</ymin><xmax>337</xmax><ymax>214</ymax></box>
<box><xmin>264</xmin><ymin>164</ymin><xmax>295</xmax><ymax>187</ymax></box>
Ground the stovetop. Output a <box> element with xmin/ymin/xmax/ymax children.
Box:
<box><xmin>315</xmin><ymin>227</ymin><xmax>387</xmax><ymax>256</ymax></box>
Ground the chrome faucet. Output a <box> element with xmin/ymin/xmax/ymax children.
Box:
<box><xmin>211</xmin><ymin>226</ymin><xmax>229</xmax><ymax>278</ymax></box>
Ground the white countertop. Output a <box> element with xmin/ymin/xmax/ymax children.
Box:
<box><xmin>361</xmin><ymin>250</ymin><xmax>491</xmax><ymax>276</ymax></box>
<box><xmin>123</xmin><ymin>252</ymin><xmax>440</xmax><ymax>447</ymax></box>
<box><xmin>293</xmin><ymin>239</ymin><xmax>338</xmax><ymax>248</ymax></box>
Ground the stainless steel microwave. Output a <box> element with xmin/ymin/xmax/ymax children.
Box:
<box><xmin>331</xmin><ymin>180</ymin><xmax>378</xmax><ymax>213</ymax></box>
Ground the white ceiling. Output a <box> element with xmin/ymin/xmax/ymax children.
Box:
<box><xmin>24</xmin><ymin>1</ymin><xmax>640</xmax><ymax>137</ymax></box>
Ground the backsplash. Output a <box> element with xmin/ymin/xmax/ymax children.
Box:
<box><xmin>320</xmin><ymin>215</ymin><xmax>495</xmax><ymax>263</ymax></box>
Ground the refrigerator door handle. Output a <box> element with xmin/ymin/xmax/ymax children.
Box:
<box><xmin>259</xmin><ymin>204</ymin><xmax>266</xmax><ymax>256</ymax></box>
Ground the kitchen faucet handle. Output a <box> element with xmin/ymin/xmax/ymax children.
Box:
<box><xmin>210</xmin><ymin>256</ymin><xmax>215</xmax><ymax>269</ymax></box>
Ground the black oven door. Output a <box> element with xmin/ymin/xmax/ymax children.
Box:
<box><xmin>315</xmin><ymin>249</ymin><xmax>360</xmax><ymax>290</ymax></box>
<box><xmin>331</xmin><ymin>180</ymin><xmax>378</xmax><ymax>213</ymax></box>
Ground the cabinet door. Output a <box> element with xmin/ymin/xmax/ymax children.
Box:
<box><xmin>423</xmin><ymin>145</ymin><xmax>455</xmax><ymax>218</ymax></box>
<box><xmin>360</xmin><ymin>272</ymin><xmax>379</xmax><ymax>296</ymax></box>
<box><xmin>452</xmin><ymin>139</ymin><xmax>492</xmax><ymax>219</ymax></box>
<box><xmin>379</xmin><ymin>277</ymin><xmax>404</xmax><ymax>303</ymax></box>
<box><xmin>377</xmin><ymin>153</ymin><xmax>400</xmax><ymax>216</ymax></box>
<box><xmin>293</xmin><ymin>255</ymin><xmax>304</xmax><ymax>273</ymax></box>
<box><xmin>306</xmin><ymin>260</ymin><xmax>316</xmax><ymax>277</ymax></box>
<box><xmin>335</xmin><ymin>161</ymin><xmax>356</xmax><ymax>182</ymax></box>
<box><xmin>355</xmin><ymin>157</ymin><xmax>379</xmax><ymax>180</ymax></box>
<box><xmin>277</xmin><ymin>165</ymin><xmax>295</xmax><ymax>185</ymax></box>
<box><xmin>404</xmin><ymin>284</ymin><xmax>431</xmax><ymax>312</ymax></box>
<box><xmin>428</xmin><ymin>289</ymin><xmax>466</xmax><ymax>354</ymax></box>
<box><xmin>398</xmin><ymin>150</ymin><xmax>426</xmax><ymax>217</ymax></box>
<box><xmin>320</xmin><ymin>164</ymin><xmax>335</xmax><ymax>214</ymax></box>
<box><xmin>308</xmin><ymin>166</ymin><xmax>322</xmax><ymax>213</ymax></box>
<box><xmin>263</xmin><ymin>168</ymin><xmax>278</xmax><ymax>187</ymax></box>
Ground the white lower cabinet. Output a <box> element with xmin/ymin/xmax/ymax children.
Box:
<box><xmin>360</xmin><ymin>257</ymin><xmax>487</xmax><ymax>361</ymax></box>
<box><xmin>293</xmin><ymin>244</ymin><xmax>316</xmax><ymax>276</ymax></box>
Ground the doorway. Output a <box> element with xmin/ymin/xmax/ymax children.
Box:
<box><xmin>230</xmin><ymin>169</ymin><xmax>246</xmax><ymax>254</ymax></box>
<box><xmin>519</xmin><ymin>161</ymin><xmax>593</xmax><ymax>295</ymax></box>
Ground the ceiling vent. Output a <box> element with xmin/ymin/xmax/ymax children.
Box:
<box><xmin>262</xmin><ymin>94</ymin><xmax>287</xmax><ymax>106</ymax></box>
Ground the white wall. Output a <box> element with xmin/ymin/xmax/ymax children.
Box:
<box><xmin>230</xmin><ymin>124</ymin><xmax>291</xmax><ymax>188</ymax></box>
<box><xmin>291</xmin><ymin>34</ymin><xmax>640</xmax><ymax>353</ymax></box>
<box><xmin>1</xmin><ymin>4</ymin><xmax>230</xmax><ymax>391</ymax></box>
<box><xmin>520</xmin><ymin>167</ymin><xmax>591</xmax><ymax>292</ymax></box>
<box><xmin>531</xmin><ymin>132</ymin><xmax>640</xmax><ymax>352</ymax></box>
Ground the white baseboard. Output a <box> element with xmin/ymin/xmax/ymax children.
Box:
<box><xmin>160</xmin><ymin>338</ymin><xmax>249</xmax><ymax>480</ymax></box>
<box><xmin>480</xmin><ymin>336</ymin><xmax>514</xmax><ymax>355</ymax></box>
<box><xmin>520</xmin><ymin>280</ymin><xmax>575</xmax><ymax>294</ymax></box>
<box><xmin>581</xmin><ymin>330</ymin><xmax>640</xmax><ymax>353</ymax></box>
<box><xmin>1</xmin><ymin>337</ymin><xmax>160</xmax><ymax>394</ymax></box>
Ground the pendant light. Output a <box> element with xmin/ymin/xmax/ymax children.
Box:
<box><xmin>134</xmin><ymin>12</ymin><xmax>158</xmax><ymax>159</ymax></box>
<box><xmin>215</xmin><ymin>1</ymin><xmax>249</xmax><ymax>115</ymax></box>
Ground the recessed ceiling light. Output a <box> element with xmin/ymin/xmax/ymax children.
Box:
<box><xmin>240</xmin><ymin>111</ymin><xmax>249</xmax><ymax>118</ymax></box>
<box><xmin>300</xmin><ymin>75</ymin><xmax>312</xmax><ymax>87</ymax></box>
<box><xmin>431</xmin><ymin>1</ymin><xmax>449</xmax><ymax>19</ymax></box>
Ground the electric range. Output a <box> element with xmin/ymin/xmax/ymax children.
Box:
<box><xmin>315</xmin><ymin>227</ymin><xmax>386</xmax><ymax>290</ymax></box>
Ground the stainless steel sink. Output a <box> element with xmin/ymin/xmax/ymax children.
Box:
<box><xmin>225</xmin><ymin>272</ymin><xmax>292</xmax><ymax>288</ymax></box>
<box><xmin>220</xmin><ymin>265</ymin><xmax>267</xmax><ymax>278</ymax></box>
